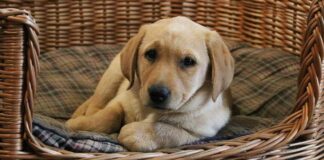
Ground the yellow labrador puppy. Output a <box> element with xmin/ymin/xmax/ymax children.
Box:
<box><xmin>66</xmin><ymin>16</ymin><xmax>234</xmax><ymax>151</ymax></box>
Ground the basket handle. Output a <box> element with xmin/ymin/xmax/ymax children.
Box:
<box><xmin>0</xmin><ymin>8</ymin><xmax>39</xmax><ymax>153</ymax></box>
<box><xmin>296</xmin><ymin>0</ymin><xmax>324</xmax><ymax>120</ymax></box>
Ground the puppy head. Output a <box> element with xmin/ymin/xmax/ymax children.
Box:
<box><xmin>120</xmin><ymin>16</ymin><xmax>234</xmax><ymax>111</ymax></box>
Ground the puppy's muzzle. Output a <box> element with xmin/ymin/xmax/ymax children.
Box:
<box><xmin>148</xmin><ymin>85</ymin><xmax>170</xmax><ymax>109</ymax></box>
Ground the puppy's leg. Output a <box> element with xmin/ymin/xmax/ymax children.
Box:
<box><xmin>71</xmin><ymin>97</ymin><xmax>92</xmax><ymax>119</ymax></box>
<box><xmin>87</xmin><ymin>55</ymin><xmax>125</xmax><ymax>115</ymax></box>
<box><xmin>118</xmin><ymin>122</ymin><xmax>200</xmax><ymax>151</ymax></box>
<box><xmin>71</xmin><ymin>54</ymin><xmax>125</xmax><ymax>118</ymax></box>
<box><xmin>66</xmin><ymin>98</ymin><xmax>124</xmax><ymax>133</ymax></box>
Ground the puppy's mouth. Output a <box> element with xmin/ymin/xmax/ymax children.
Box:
<box><xmin>142</xmin><ymin>93</ymin><xmax>188</xmax><ymax>111</ymax></box>
<box><xmin>145</xmin><ymin>103</ymin><xmax>173</xmax><ymax>111</ymax></box>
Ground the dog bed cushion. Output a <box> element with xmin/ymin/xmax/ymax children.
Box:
<box><xmin>33</xmin><ymin>40</ymin><xmax>300</xmax><ymax>152</ymax></box>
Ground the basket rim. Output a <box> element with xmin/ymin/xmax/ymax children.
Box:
<box><xmin>0</xmin><ymin>0</ymin><xmax>322</xmax><ymax>158</ymax></box>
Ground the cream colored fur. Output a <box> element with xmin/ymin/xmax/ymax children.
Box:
<box><xmin>66</xmin><ymin>16</ymin><xmax>234</xmax><ymax>152</ymax></box>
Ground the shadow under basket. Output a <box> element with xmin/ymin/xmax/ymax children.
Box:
<box><xmin>0</xmin><ymin>1</ymin><xmax>323</xmax><ymax>159</ymax></box>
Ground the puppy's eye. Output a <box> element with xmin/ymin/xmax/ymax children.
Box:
<box><xmin>180</xmin><ymin>56</ymin><xmax>196</xmax><ymax>68</ymax></box>
<box><xmin>145</xmin><ymin>49</ymin><xmax>157</xmax><ymax>62</ymax></box>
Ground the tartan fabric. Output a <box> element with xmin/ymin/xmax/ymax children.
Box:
<box><xmin>34</xmin><ymin>45</ymin><xmax>123</xmax><ymax>119</ymax></box>
<box><xmin>32</xmin><ymin>41</ymin><xmax>300</xmax><ymax>152</ymax></box>
<box><xmin>33</xmin><ymin>114</ymin><xmax>125</xmax><ymax>152</ymax></box>
<box><xmin>220</xmin><ymin>47</ymin><xmax>300</xmax><ymax>139</ymax></box>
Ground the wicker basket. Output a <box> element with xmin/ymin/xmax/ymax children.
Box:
<box><xmin>0</xmin><ymin>0</ymin><xmax>323</xmax><ymax>159</ymax></box>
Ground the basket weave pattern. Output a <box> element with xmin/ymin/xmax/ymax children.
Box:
<box><xmin>0</xmin><ymin>0</ymin><xmax>313</xmax><ymax>54</ymax></box>
<box><xmin>0</xmin><ymin>0</ymin><xmax>323</xmax><ymax>159</ymax></box>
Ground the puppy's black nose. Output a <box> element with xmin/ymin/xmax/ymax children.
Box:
<box><xmin>148</xmin><ymin>85</ymin><xmax>170</xmax><ymax>105</ymax></box>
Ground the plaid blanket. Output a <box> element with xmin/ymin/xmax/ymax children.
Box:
<box><xmin>33</xmin><ymin>41</ymin><xmax>300</xmax><ymax>152</ymax></box>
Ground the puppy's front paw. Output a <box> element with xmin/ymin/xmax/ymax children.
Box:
<box><xmin>65</xmin><ymin>118</ymin><xmax>79</xmax><ymax>131</ymax></box>
<box><xmin>65</xmin><ymin>116</ymin><xmax>88</xmax><ymax>131</ymax></box>
<box><xmin>118</xmin><ymin>122</ymin><xmax>159</xmax><ymax>152</ymax></box>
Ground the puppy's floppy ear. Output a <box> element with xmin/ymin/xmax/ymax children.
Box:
<box><xmin>120</xmin><ymin>25</ymin><xmax>146</xmax><ymax>89</ymax></box>
<box><xmin>206</xmin><ymin>31</ymin><xmax>235</xmax><ymax>101</ymax></box>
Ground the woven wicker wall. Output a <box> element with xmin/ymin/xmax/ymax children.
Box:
<box><xmin>0</xmin><ymin>0</ymin><xmax>311</xmax><ymax>54</ymax></box>
<box><xmin>0</xmin><ymin>16</ymin><xmax>25</xmax><ymax>152</ymax></box>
